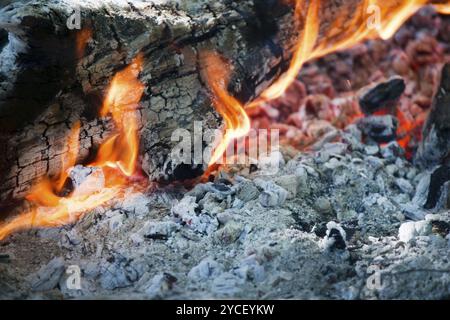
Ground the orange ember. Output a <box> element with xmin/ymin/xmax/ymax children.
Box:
<box><xmin>0</xmin><ymin>56</ymin><xmax>145</xmax><ymax>240</ymax></box>
<box><xmin>76</xmin><ymin>28</ymin><xmax>93</xmax><ymax>59</ymax></box>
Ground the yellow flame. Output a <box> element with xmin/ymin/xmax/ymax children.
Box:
<box><xmin>0</xmin><ymin>56</ymin><xmax>145</xmax><ymax>240</ymax></box>
<box><xmin>259</xmin><ymin>0</ymin><xmax>320</xmax><ymax>102</ymax></box>
<box><xmin>376</xmin><ymin>0</ymin><xmax>427</xmax><ymax>40</ymax></box>
<box><xmin>435</xmin><ymin>3</ymin><xmax>450</xmax><ymax>14</ymax></box>
<box><xmin>93</xmin><ymin>54</ymin><xmax>144</xmax><ymax>177</ymax></box>
<box><xmin>200</xmin><ymin>51</ymin><xmax>251</xmax><ymax>166</ymax></box>
<box><xmin>249</xmin><ymin>0</ymin><xmax>446</xmax><ymax>107</ymax></box>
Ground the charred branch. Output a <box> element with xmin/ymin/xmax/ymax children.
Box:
<box><xmin>416</xmin><ymin>63</ymin><xmax>450</xmax><ymax>168</ymax></box>
<box><xmin>0</xmin><ymin>0</ymin><xmax>298</xmax><ymax>203</ymax></box>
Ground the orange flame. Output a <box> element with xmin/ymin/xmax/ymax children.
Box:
<box><xmin>93</xmin><ymin>54</ymin><xmax>144</xmax><ymax>177</ymax></box>
<box><xmin>258</xmin><ymin>0</ymin><xmax>320</xmax><ymax>102</ymax></box>
<box><xmin>200</xmin><ymin>51</ymin><xmax>251</xmax><ymax>166</ymax></box>
<box><xmin>0</xmin><ymin>56</ymin><xmax>145</xmax><ymax>240</ymax></box>
<box><xmin>204</xmin><ymin>0</ymin><xmax>447</xmax><ymax>164</ymax></box>
<box><xmin>434</xmin><ymin>3</ymin><xmax>450</xmax><ymax>14</ymax></box>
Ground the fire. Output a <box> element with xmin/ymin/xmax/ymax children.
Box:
<box><xmin>93</xmin><ymin>54</ymin><xmax>144</xmax><ymax>177</ymax></box>
<box><xmin>0</xmin><ymin>56</ymin><xmax>145</xmax><ymax>240</ymax></box>
<box><xmin>205</xmin><ymin>0</ymin><xmax>450</xmax><ymax>164</ymax></box>
<box><xmin>1</xmin><ymin>1</ymin><xmax>449</xmax><ymax>240</ymax></box>
<box><xmin>252</xmin><ymin>0</ymin><xmax>437</xmax><ymax>105</ymax></box>
<box><xmin>256</xmin><ymin>0</ymin><xmax>320</xmax><ymax>103</ymax></box>
<box><xmin>200</xmin><ymin>51</ymin><xmax>251</xmax><ymax>166</ymax></box>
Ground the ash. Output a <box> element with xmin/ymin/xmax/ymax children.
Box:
<box><xmin>2</xmin><ymin>127</ymin><xmax>450</xmax><ymax>300</ymax></box>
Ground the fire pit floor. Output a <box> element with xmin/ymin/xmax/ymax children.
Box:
<box><xmin>2</xmin><ymin>130</ymin><xmax>450</xmax><ymax>299</ymax></box>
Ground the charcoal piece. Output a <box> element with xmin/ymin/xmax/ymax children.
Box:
<box><xmin>423</xmin><ymin>165</ymin><xmax>450</xmax><ymax>209</ymax></box>
<box><xmin>212</xmin><ymin>183</ymin><xmax>232</xmax><ymax>193</ymax></box>
<box><xmin>416</xmin><ymin>63</ymin><xmax>450</xmax><ymax>168</ymax></box>
<box><xmin>359</xmin><ymin>76</ymin><xmax>406</xmax><ymax>115</ymax></box>
<box><xmin>0</xmin><ymin>254</ymin><xmax>10</xmax><ymax>263</ymax></box>
<box><xmin>328</xmin><ymin>228</ymin><xmax>347</xmax><ymax>251</ymax></box>
<box><xmin>357</xmin><ymin>115</ymin><xmax>398</xmax><ymax>143</ymax></box>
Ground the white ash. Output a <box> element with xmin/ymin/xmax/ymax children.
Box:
<box><xmin>138</xmin><ymin>220</ymin><xmax>180</xmax><ymax>239</ymax></box>
<box><xmin>119</xmin><ymin>191</ymin><xmax>151</xmax><ymax>217</ymax></box>
<box><xmin>188</xmin><ymin>258</ymin><xmax>224</xmax><ymax>282</ymax></box>
<box><xmin>254</xmin><ymin>178</ymin><xmax>289</xmax><ymax>208</ymax></box>
<box><xmin>172</xmin><ymin>196</ymin><xmax>219</xmax><ymax>235</ymax></box>
<box><xmin>68</xmin><ymin>165</ymin><xmax>106</xmax><ymax>197</ymax></box>
<box><xmin>144</xmin><ymin>273</ymin><xmax>177</xmax><ymax>299</ymax></box>
<box><xmin>380</xmin><ymin>141</ymin><xmax>405</xmax><ymax>161</ymax></box>
<box><xmin>3</xmin><ymin>124</ymin><xmax>450</xmax><ymax>299</ymax></box>
<box><xmin>29</xmin><ymin>257</ymin><xmax>65</xmax><ymax>292</ymax></box>
<box><xmin>256</xmin><ymin>151</ymin><xmax>286</xmax><ymax>176</ymax></box>
<box><xmin>398</xmin><ymin>220</ymin><xmax>431</xmax><ymax>243</ymax></box>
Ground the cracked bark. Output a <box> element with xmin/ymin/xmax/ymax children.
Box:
<box><xmin>0</xmin><ymin>0</ymin><xmax>299</xmax><ymax>204</ymax></box>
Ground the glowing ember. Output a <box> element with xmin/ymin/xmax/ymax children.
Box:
<box><xmin>204</xmin><ymin>0</ymin><xmax>449</xmax><ymax>164</ymax></box>
<box><xmin>252</xmin><ymin>0</ymin><xmax>438</xmax><ymax>105</ymax></box>
<box><xmin>0</xmin><ymin>56</ymin><xmax>145</xmax><ymax>240</ymax></box>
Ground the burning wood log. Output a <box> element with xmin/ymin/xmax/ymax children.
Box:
<box><xmin>0</xmin><ymin>0</ymin><xmax>447</xmax><ymax>206</ymax></box>
<box><xmin>0</xmin><ymin>0</ymin><xmax>298</xmax><ymax>203</ymax></box>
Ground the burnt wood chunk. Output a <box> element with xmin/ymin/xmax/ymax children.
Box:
<box><xmin>358</xmin><ymin>76</ymin><xmax>406</xmax><ymax>115</ymax></box>
<box><xmin>416</xmin><ymin>63</ymin><xmax>450</xmax><ymax>168</ymax></box>
<box><xmin>424</xmin><ymin>165</ymin><xmax>450</xmax><ymax>209</ymax></box>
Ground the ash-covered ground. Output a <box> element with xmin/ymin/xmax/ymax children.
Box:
<box><xmin>1</xmin><ymin>7</ymin><xmax>450</xmax><ymax>300</ymax></box>
<box><xmin>1</xmin><ymin>131</ymin><xmax>450</xmax><ymax>299</ymax></box>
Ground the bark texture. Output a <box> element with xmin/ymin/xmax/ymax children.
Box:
<box><xmin>0</xmin><ymin>0</ymin><xmax>298</xmax><ymax>203</ymax></box>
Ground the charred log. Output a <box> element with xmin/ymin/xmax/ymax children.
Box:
<box><xmin>416</xmin><ymin>63</ymin><xmax>450</xmax><ymax>168</ymax></box>
<box><xmin>423</xmin><ymin>165</ymin><xmax>450</xmax><ymax>210</ymax></box>
<box><xmin>1</xmin><ymin>0</ymin><xmax>444</xmax><ymax>204</ymax></box>
<box><xmin>0</xmin><ymin>0</ymin><xmax>298</xmax><ymax>203</ymax></box>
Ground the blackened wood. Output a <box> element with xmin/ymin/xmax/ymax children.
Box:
<box><xmin>416</xmin><ymin>63</ymin><xmax>450</xmax><ymax>168</ymax></box>
<box><xmin>0</xmin><ymin>0</ymin><xmax>298</xmax><ymax>203</ymax></box>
